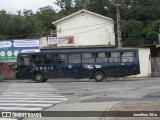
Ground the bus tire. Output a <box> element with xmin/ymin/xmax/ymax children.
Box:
<box><xmin>34</xmin><ymin>73</ymin><xmax>44</xmax><ymax>83</ymax></box>
<box><xmin>94</xmin><ymin>71</ymin><xmax>104</xmax><ymax>82</ymax></box>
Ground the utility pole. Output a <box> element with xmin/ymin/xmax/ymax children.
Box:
<box><xmin>159</xmin><ymin>27</ymin><xmax>160</xmax><ymax>44</ymax></box>
<box><xmin>109</xmin><ymin>0</ymin><xmax>125</xmax><ymax>48</ymax></box>
<box><xmin>116</xmin><ymin>4</ymin><xmax>122</xmax><ymax>48</ymax></box>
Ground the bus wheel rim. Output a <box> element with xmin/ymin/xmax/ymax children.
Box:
<box><xmin>97</xmin><ymin>74</ymin><xmax>102</xmax><ymax>80</ymax></box>
<box><xmin>36</xmin><ymin>75</ymin><xmax>42</xmax><ymax>81</ymax></box>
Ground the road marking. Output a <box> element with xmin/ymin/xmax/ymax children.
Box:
<box><xmin>0</xmin><ymin>97</ymin><xmax>68</xmax><ymax>100</ymax></box>
<box><xmin>0</xmin><ymin>95</ymin><xmax>66</xmax><ymax>98</ymax></box>
<box><xmin>0</xmin><ymin>118</ymin><xmax>18</xmax><ymax>120</ymax></box>
<box><xmin>0</xmin><ymin>107</ymin><xmax>42</xmax><ymax>111</ymax></box>
<box><xmin>0</xmin><ymin>83</ymin><xmax>68</xmax><ymax>115</ymax></box>
<box><xmin>0</xmin><ymin>100</ymin><xmax>63</xmax><ymax>103</ymax></box>
<box><xmin>0</xmin><ymin>103</ymin><xmax>53</xmax><ymax>107</ymax></box>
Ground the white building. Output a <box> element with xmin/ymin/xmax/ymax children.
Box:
<box><xmin>129</xmin><ymin>48</ymin><xmax>151</xmax><ymax>78</ymax></box>
<box><xmin>52</xmin><ymin>9</ymin><xmax>115</xmax><ymax>47</ymax></box>
<box><xmin>138</xmin><ymin>48</ymin><xmax>151</xmax><ymax>77</ymax></box>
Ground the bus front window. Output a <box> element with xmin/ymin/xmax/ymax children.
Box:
<box><xmin>17</xmin><ymin>57</ymin><xmax>30</xmax><ymax>66</ymax></box>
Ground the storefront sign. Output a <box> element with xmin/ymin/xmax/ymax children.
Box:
<box><xmin>0</xmin><ymin>39</ymin><xmax>40</xmax><ymax>63</ymax></box>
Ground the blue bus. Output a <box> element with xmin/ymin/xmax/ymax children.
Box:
<box><xmin>16</xmin><ymin>48</ymin><xmax>140</xmax><ymax>82</ymax></box>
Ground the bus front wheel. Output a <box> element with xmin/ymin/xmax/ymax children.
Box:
<box><xmin>94</xmin><ymin>71</ymin><xmax>104</xmax><ymax>82</ymax></box>
<box><xmin>34</xmin><ymin>73</ymin><xmax>44</xmax><ymax>83</ymax></box>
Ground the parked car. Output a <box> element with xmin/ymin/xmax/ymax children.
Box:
<box><xmin>0</xmin><ymin>71</ymin><xmax>4</xmax><ymax>80</ymax></box>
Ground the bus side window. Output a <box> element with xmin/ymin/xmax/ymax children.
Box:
<box><xmin>96</xmin><ymin>53</ymin><xmax>108</xmax><ymax>63</ymax></box>
<box><xmin>109</xmin><ymin>52</ymin><xmax>120</xmax><ymax>63</ymax></box>
<box><xmin>69</xmin><ymin>54</ymin><xmax>81</xmax><ymax>63</ymax></box>
<box><xmin>44</xmin><ymin>54</ymin><xmax>56</xmax><ymax>65</ymax></box>
<box><xmin>82</xmin><ymin>53</ymin><xmax>95</xmax><ymax>63</ymax></box>
<box><xmin>32</xmin><ymin>55</ymin><xmax>43</xmax><ymax>65</ymax></box>
<box><xmin>121</xmin><ymin>52</ymin><xmax>135</xmax><ymax>62</ymax></box>
<box><xmin>57</xmin><ymin>54</ymin><xmax>67</xmax><ymax>64</ymax></box>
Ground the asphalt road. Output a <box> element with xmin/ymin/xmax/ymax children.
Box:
<box><xmin>1</xmin><ymin>78</ymin><xmax>160</xmax><ymax>120</ymax></box>
<box><xmin>1</xmin><ymin>78</ymin><xmax>160</xmax><ymax>103</ymax></box>
<box><xmin>48</xmin><ymin>78</ymin><xmax>160</xmax><ymax>102</ymax></box>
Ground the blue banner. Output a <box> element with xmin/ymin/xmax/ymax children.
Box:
<box><xmin>0</xmin><ymin>39</ymin><xmax>40</xmax><ymax>62</ymax></box>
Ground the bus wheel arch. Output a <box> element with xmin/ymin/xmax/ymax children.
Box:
<box><xmin>33</xmin><ymin>72</ymin><xmax>44</xmax><ymax>83</ymax></box>
<box><xmin>93</xmin><ymin>71</ymin><xmax>105</xmax><ymax>82</ymax></box>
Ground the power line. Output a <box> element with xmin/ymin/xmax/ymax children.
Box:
<box><xmin>57</xmin><ymin>22</ymin><xmax>111</xmax><ymax>32</ymax></box>
<box><xmin>73</xmin><ymin>25</ymin><xmax>106</xmax><ymax>36</ymax></box>
<box><xmin>0</xmin><ymin>23</ymin><xmax>111</xmax><ymax>40</ymax></box>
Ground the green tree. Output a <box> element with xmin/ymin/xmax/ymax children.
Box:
<box><xmin>143</xmin><ymin>20</ymin><xmax>160</xmax><ymax>45</ymax></box>
<box><xmin>124</xmin><ymin>0</ymin><xmax>160</xmax><ymax>21</ymax></box>
<box><xmin>55</xmin><ymin>0</ymin><xmax>74</xmax><ymax>16</ymax></box>
<box><xmin>36</xmin><ymin>6</ymin><xmax>57</xmax><ymax>31</ymax></box>
<box><xmin>122</xmin><ymin>20</ymin><xmax>145</xmax><ymax>46</ymax></box>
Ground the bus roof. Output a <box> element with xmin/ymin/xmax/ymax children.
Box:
<box><xmin>17</xmin><ymin>48</ymin><xmax>138</xmax><ymax>56</ymax></box>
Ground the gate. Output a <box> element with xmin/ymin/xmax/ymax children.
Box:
<box><xmin>151</xmin><ymin>57</ymin><xmax>160</xmax><ymax>77</ymax></box>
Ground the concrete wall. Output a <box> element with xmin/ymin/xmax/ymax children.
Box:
<box><xmin>55</xmin><ymin>12</ymin><xmax>115</xmax><ymax>46</ymax></box>
<box><xmin>0</xmin><ymin>66</ymin><xmax>15</xmax><ymax>79</ymax></box>
<box><xmin>39</xmin><ymin>37</ymin><xmax>48</xmax><ymax>48</ymax></box>
<box><xmin>130</xmin><ymin>48</ymin><xmax>151</xmax><ymax>77</ymax></box>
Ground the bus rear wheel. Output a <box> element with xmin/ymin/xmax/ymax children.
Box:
<box><xmin>34</xmin><ymin>73</ymin><xmax>44</xmax><ymax>83</ymax></box>
<box><xmin>94</xmin><ymin>71</ymin><xmax>104</xmax><ymax>82</ymax></box>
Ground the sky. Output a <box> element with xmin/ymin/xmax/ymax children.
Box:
<box><xmin>0</xmin><ymin>0</ymin><xmax>60</xmax><ymax>14</ymax></box>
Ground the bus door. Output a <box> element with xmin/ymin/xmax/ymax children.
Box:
<box><xmin>56</xmin><ymin>54</ymin><xmax>71</xmax><ymax>78</ymax></box>
<box><xmin>119</xmin><ymin>51</ymin><xmax>136</xmax><ymax>76</ymax></box>
<box><xmin>81</xmin><ymin>53</ymin><xmax>96</xmax><ymax>78</ymax></box>
<box><xmin>16</xmin><ymin>56</ymin><xmax>31</xmax><ymax>79</ymax></box>
<box><xmin>43</xmin><ymin>54</ymin><xmax>57</xmax><ymax>78</ymax></box>
<box><xmin>108</xmin><ymin>52</ymin><xmax>121</xmax><ymax>76</ymax></box>
<box><xmin>68</xmin><ymin>64</ymin><xmax>82</xmax><ymax>78</ymax></box>
<box><xmin>67</xmin><ymin>54</ymin><xmax>82</xmax><ymax>78</ymax></box>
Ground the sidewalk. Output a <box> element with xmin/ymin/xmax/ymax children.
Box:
<box><xmin>3</xmin><ymin>77</ymin><xmax>160</xmax><ymax>83</ymax></box>
<box><xmin>23</xmin><ymin>101</ymin><xmax>122</xmax><ymax>120</ymax></box>
<box><xmin>23</xmin><ymin>100</ymin><xmax>160</xmax><ymax>120</ymax></box>
<box><xmin>105</xmin><ymin>101</ymin><xmax>160</xmax><ymax>120</ymax></box>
